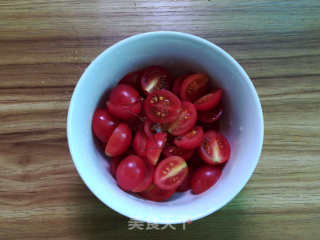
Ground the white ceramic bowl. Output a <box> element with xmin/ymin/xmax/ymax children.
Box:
<box><xmin>67</xmin><ymin>31</ymin><xmax>264</xmax><ymax>224</ymax></box>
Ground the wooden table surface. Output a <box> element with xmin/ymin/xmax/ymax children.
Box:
<box><xmin>1</xmin><ymin>0</ymin><xmax>320</xmax><ymax>239</ymax></box>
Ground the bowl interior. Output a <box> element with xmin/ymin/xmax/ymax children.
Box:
<box><xmin>67</xmin><ymin>32</ymin><xmax>263</xmax><ymax>224</ymax></box>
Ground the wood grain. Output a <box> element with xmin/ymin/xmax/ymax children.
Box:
<box><xmin>1</xmin><ymin>0</ymin><xmax>320</xmax><ymax>239</ymax></box>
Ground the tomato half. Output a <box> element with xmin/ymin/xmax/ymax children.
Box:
<box><xmin>168</xmin><ymin>101</ymin><xmax>197</xmax><ymax>136</ymax></box>
<box><xmin>180</xmin><ymin>73</ymin><xmax>209</xmax><ymax>102</ymax></box>
<box><xmin>144</xmin><ymin>89</ymin><xmax>181</xmax><ymax>123</ymax></box>
<box><xmin>133</xmin><ymin>130</ymin><xmax>148</xmax><ymax>158</ymax></box>
<box><xmin>163</xmin><ymin>145</ymin><xmax>194</xmax><ymax>161</ymax></box>
<box><xmin>140</xmin><ymin>66</ymin><xmax>170</xmax><ymax>94</ymax></box>
<box><xmin>92</xmin><ymin>109</ymin><xmax>118</xmax><ymax>143</ymax></box>
<box><xmin>116</xmin><ymin>155</ymin><xmax>146</xmax><ymax>191</ymax></box>
<box><xmin>191</xmin><ymin>165</ymin><xmax>222</xmax><ymax>194</ymax></box>
<box><xmin>176</xmin><ymin>167</ymin><xmax>195</xmax><ymax>192</ymax></box>
<box><xmin>140</xmin><ymin>184</ymin><xmax>176</xmax><ymax>202</ymax></box>
<box><xmin>119</xmin><ymin>70</ymin><xmax>141</xmax><ymax>89</ymax></box>
<box><xmin>105</xmin><ymin>123</ymin><xmax>132</xmax><ymax>157</ymax></box>
<box><xmin>143</xmin><ymin>119</ymin><xmax>164</xmax><ymax>138</ymax></box>
<box><xmin>194</xmin><ymin>89</ymin><xmax>222</xmax><ymax>111</ymax></box>
<box><xmin>174</xmin><ymin>126</ymin><xmax>204</xmax><ymax>150</ymax></box>
<box><xmin>198</xmin><ymin>106</ymin><xmax>223</xmax><ymax>123</ymax></box>
<box><xmin>154</xmin><ymin>156</ymin><xmax>188</xmax><ymax>190</ymax></box>
<box><xmin>146</xmin><ymin>132</ymin><xmax>167</xmax><ymax>165</ymax></box>
<box><xmin>172</xmin><ymin>75</ymin><xmax>186</xmax><ymax>96</ymax></box>
<box><xmin>198</xmin><ymin>131</ymin><xmax>231</xmax><ymax>165</ymax></box>
<box><xmin>107</xmin><ymin>84</ymin><xmax>142</xmax><ymax>120</ymax></box>
<box><xmin>132</xmin><ymin>161</ymin><xmax>154</xmax><ymax>192</ymax></box>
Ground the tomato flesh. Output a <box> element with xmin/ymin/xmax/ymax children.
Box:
<box><xmin>168</xmin><ymin>101</ymin><xmax>197</xmax><ymax>136</ymax></box>
<box><xmin>144</xmin><ymin>89</ymin><xmax>181</xmax><ymax>123</ymax></box>
<box><xmin>163</xmin><ymin>145</ymin><xmax>194</xmax><ymax>161</ymax></box>
<box><xmin>180</xmin><ymin>73</ymin><xmax>209</xmax><ymax>102</ymax></box>
<box><xmin>92</xmin><ymin>109</ymin><xmax>118</xmax><ymax>143</ymax></box>
<box><xmin>146</xmin><ymin>132</ymin><xmax>167</xmax><ymax>165</ymax></box>
<box><xmin>194</xmin><ymin>89</ymin><xmax>222</xmax><ymax>111</ymax></box>
<box><xmin>105</xmin><ymin>123</ymin><xmax>132</xmax><ymax>157</ymax></box>
<box><xmin>116</xmin><ymin>155</ymin><xmax>146</xmax><ymax>191</ymax></box>
<box><xmin>174</xmin><ymin>126</ymin><xmax>204</xmax><ymax>149</ymax></box>
<box><xmin>199</xmin><ymin>131</ymin><xmax>231</xmax><ymax>165</ymax></box>
<box><xmin>140</xmin><ymin>66</ymin><xmax>170</xmax><ymax>94</ymax></box>
<box><xmin>191</xmin><ymin>165</ymin><xmax>222</xmax><ymax>194</ymax></box>
<box><xmin>154</xmin><ymin>156</ymin><xmax>188</xmax><ymax>190</ymax></box>
<box><xmin>172</xmin><ymin>75</ymin><xmax>186</xmax><ymax>96</ymax></box>
<box><xmin>140</xmin><ymin>184</ymin><xmax>176</xmax><ymax>202</ymax></box>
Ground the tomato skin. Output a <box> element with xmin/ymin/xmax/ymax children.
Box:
<box><xmin>105</xmin><ymin>123</ymin><xmax>132</xmax><ymax>157</ymax></box>
<box><xmin>191</xmin><ymin>165</ymin><xmax>222</xmax><ymax>194</ymax></box>
<box><xmin>140</xmin><ymin>184</ymin><xmax>176</xmax><ymax>202</ymax></box>
<box><xmin>168</xmin><ymin>101</ymin><xmax>197</xmax><ymax>136</ymax></box>
<box><xmin>176</xmin><ymin>168</ymin><xmax>195</xmax><ymax>192</ymax></box>
<box><xmin>116</xmin><ymin>155</ymin><xmax>146</xmax><ymax>191</ymax></box>
<box><xmin>163</xmin><ymin>145</ymin><xmax>194</xmax><ymax>161</ymax></box>
<box><xmin>144</xmin><ymin>89</ymin><xmax>182</xmax><ymax>124</ymax></box>
<box><xmin>154</xmin><ymin>156</ymin><xmax>188</xmax><ymax>190</ymax></box>
<box><xmin>194</xmin><ymin>89</ymin><xmax>223</xmax><ymax>111</ymax></box>
<box><xmin>119</xmin><ymin>71</ymin><xmax>142</xmax><ymax>88</ymax></box>
<box><xmin>140</xmin><ymin>66</ymin><xmax>170</xmax><ymax>94</ymax></box>
<box><xmin>146</xmin><ymin>132</ymin><xmax>167</xmax><ymax>165</ymax></box>
<box><xmin>107</xmin><ymin>84</ymin><xmax>142</xmax><ymax>120</ymax></box>
<box><xmin>180</xmin><ymin>73</ymin><xmax>209</xmax><ymax>102</ymax></box>
<box><xmin>174</xmin><ymin>126</ymin><xmax>204</xmax><ymax>150</ymax></box>
<box><xmin>198</xmin><ymin>106</ymin><xmax>223</xmax><ymax>123</ymax></box>
<box><xmin>132</xmin><ymin>162</ymin><xmax>154</xmax><ymax>192</ymax></box>
<box><xmin>133</xmin><ymin>130</ymin><xmax>148</xmax><ymax>158</ymax></box>
<box><xmin>92</xmin><ymin>109</ymin><xmax>118</xmax><ymax>143</ymax></box>
<box><xmin>172</xmin><ymin>75</ymin><xmax>186</xmax><ymax>96</ymax></box>
<box><xmin>198</xmin><ymin>131</ymin><xmax>231</xmax><ymax>165</ymax></box>
<box><xmin>109</xmin><ymin>156</ymin><xmax>122</xmax><ymax>178</ymax></box>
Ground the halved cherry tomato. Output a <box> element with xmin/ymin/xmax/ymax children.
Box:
<box><xmin>198</xmin><ymin>131</ymin><xmax>231</xmax><ymax>165</ymax></box>
<box><xmin>194</xmin><ymin>89</ymin><xmax>222</xmax><ymax>111</ymax></box>
<box><xmin>140</xmin><ymin>66</ymin><xmax>170</xmax><ymax>94</ymax></box>
<box><xmin>146</xmin><ymin>132</ymin><xmax>167</xmax><ymax>165</ymax></box>
<box><xmin>174</xmin><ymin>126</ymin><xmax>204</xmax><ymax>150</ymax></box>
<box><xmin>168</xmin><ymin>101</ymin><xmax>197</xmax><ymax>136</ymax></box>
<box><xmin>172</xmin><ymin>75</ymin><xmax>186</xmax><ymax>96</ymax></box>
<box><xmin>198</xmin><ymin>106</ymin><xmax>223</xmax><ymax>123</ymax></box>
<box><xmin>92</xmin><ymin>109</ymin><xmax>118</xmax><ymax>143</ymax></box>
<box><xmin>119</xmin><ymin>70</ymin><xmax>141</xmax><ymax>88</ymax></box>
<box><xmin>143</xmin><ymin>119</ymin><xmax>164</xmax><ymax>138</ymax></box>
<box><xmin>109</xmin><ymin>156</ymin><xmax>121</xmax><ymax>178</ymax></box>
<box><xmin>191</xmin><ymin>165</ymin><xmax>222</xmax><ymax>194</ymax></box>
<box><xmin>105</xmin><ymin>123</ymin><xmax>132</xmax><ymax>157</ymax></box>
<box><xmin>144</xmin><ymin>89</ymin><xmax>181</xmax><ymax>124</ymax></box>
<box><xmin>163</xmin><ymin>145</ymin><xmax>194</xmax><ymax>161</ymax></box>
<box><xmin>107</xmin><ymin>84</ymin><xmax>141</xmax><ymax>120</ymax></box>
<box><xmin>132</xmin><ymin>161</ymin><xmax>154</xmax><ymax>192</ymax></box>
<box><xmin>176</xmin><ymin>168</ymin><xmax>195</xmax><ymax>192</ymax></box>
<box><xmin>140</xmin><ymin>184</ymin><xmax>176</xmax><ymax>202</ymax></box>
<box><xmin>154</xmin><ymin>156</ymin><xmax>188</xmax><ymax>190</ymax></box>
<box><xmin>133</xmin><ymin>130</ymin><xmax>148</xmax><ymax>158</ymax></box>
<box><xmin>116</xmin><ymin>155</ymin><xmax>146</xmax><ymax>191</ymax></box>
<box><xmin>180</xmin><ymin>73</ymin><xmax>209</xmax><ymax>102</ymax></box>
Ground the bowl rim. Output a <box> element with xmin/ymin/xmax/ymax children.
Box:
<box><xmin>67</xmin><ymin>31</ymin><xmax>264</xmax><ymax>224</ymax></box>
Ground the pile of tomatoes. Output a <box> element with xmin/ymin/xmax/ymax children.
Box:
<box><xmin>92</xmin><ymin>66</ymin><xmax>230</xmax><ymax>202</ymax></box>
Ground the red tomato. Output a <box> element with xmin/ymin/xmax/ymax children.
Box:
<box><xmin>191</xmin><ymin>165</ymin><xmax>222</xmax><ymax>194</ymax></box>
<box><xmin>140</xmin><ymin>184</ymin><xmax>176</xmax><ymax>202</ymax></box>
<box><xmin>176</xmin><ymin>167</ymin><xmax>195</xmax><ymax>192</ymax></box>
<box><xmin>174</xmin><ymin>126</ymin><xmax>204</xmax><ymax>150</ymax></box>
<box><xmin>133</xmin><ymin>130</ymin><xmax>148</xmax><ymax>158</ymax></box>
<box><xmin>132</xmin><ymin>162</ymin><xmax>154</xmax><ymax>192</ymax></box>
<box><xmin>119</xmin><ymin>70</ymin><xmax>141</xmax><ymax>88</ymax></box>
<box><xmin>107</xmin><ymin>84</ymin><xmax>142</xmax><ymax>120</ymax></box>
<box><xmin>168</xmin><ymin>101</ymin><xmax>197</xmax><ymax>136</ymax></box>
<box><xmin>194</xmin><ymin>89</ymin><xmax>222</xmax><ymax>111</ymax></box>
<box><xmin>163</xmin><ymin>145</ymin><xmax>194</xmax><ymax>161</ymax></box>
<box><xmin>198</xmin><ymin>131</ymin><xmax>231</xmax><ymax>165</ymax></box>
<box><xmin>146</xmin><ymin>132</ymin><xmax>167</xmax><ymax>165</ymax></box>
<box><xmin>180</xmin><ymin>73</ymin><xmax>209</xmax><ymax>102</ymax></box>
<box><xmin>92</xmin><ymin>109</ymin><xmax>118</xmax><ymax>143</ymax></box>
<box><xmin>198</xmin><ymin>106</ymin><xmax>223</xmax><ymax>123</ymax></box>
<box><xmin>140</xmin><ymin>66</ymin><xmax>170</xmax><ymax>94</ymax></box>
<box><xmin>105</xmin><ymin>123</ymin><xmax>132</xmax><ymax>157</ymax></box>
<box><xmin>143</xmin><ymin>119</ymin><xmax>163</xmax><ymax>138</ymax></box>
<box><xmin>109</xmin><ymin>156</ymin><xmax>121</xmax><ymax>178</ymax></box>
<box><xmin>172</xmin><ymin>75</ymin><xmax>186</xmax><ymax>96</ymax></box>
<box><xmin>154</xmin><ymin>156</ymin><xmax>188</xmax><ymax>190</ymax></box>
<box><xmin>116</xmin><ymin>155</ymin><xmax>146</xmax><ymax>191</ymax></box>
<box><xmin>144</xmin><ymin>89</ymin><xmax>181</xmax><ymax>124</ymax></box>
